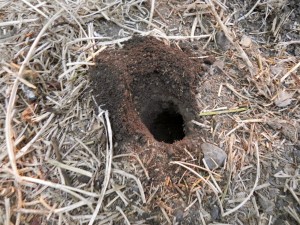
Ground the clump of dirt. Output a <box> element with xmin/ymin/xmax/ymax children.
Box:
<box><xmin>90</xmin><ymin>36</ymin><xmax>204</xmax><ymax>181</ymax></box>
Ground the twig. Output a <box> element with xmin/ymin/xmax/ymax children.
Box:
<box><xmin>158</xmin><ymin>202</ymin><xmax>172</xmax><ymax>224</ymax></box>
<box><xmin>51</xmin><ymin>137</ymin><xmax>72</xmax><ymax>186</ymax></box>
<box><xmin>225</xmin><ymin>83</ymin><xmax>250</xmax><ymax>100</ymax></box>
<box><xmin>196</xmin><ymin>191</ymin><xmax>207</xmax><ymax>225</ymax></box>
<box><xmin>155</xmin><ymin>34</ymin><xmax>211</xmax><ymax>40</ymax></box>
<box><xmin>237</xmin><ymin>0</ymin><xmax>261</xmax><ymax>22</ymax></box>
<box><xmin>199</xmin><ymin>107</ymin><xmax>248</xmax><ymax>116</ymax></box>
<box><xmin>191</xmin><ymin>120</ymin><xmax>211</xmax><ymax>129</ymax></box>
<box><xmin>284</xmin><ymin>206</ymin><xmax>300</xmax><ymax>223</ymax></box>
<box><xmin>54</xmin><ymin>201</ymin><xmax>87</xmax><ymax>214</ymax></box>
<box><xmin>280</xmin><ymin>61</ymin><xmax>300</xmax><ymax>82</ymax></box>
<box><xmin>191</xmin><ymin>16</ymin><xmax>198</xmax><ymax>42</ymax></box>
<box><xmin>285</xmin><ymin>183</ymin><xmax>300</xmax><ymax>205</ymax></box>
<box><xmin>222</xmin><ymin>141</ymin><xmax>260</xmax><ymax>217</ymax></box>
<box><xmin>205</xmin><ymin>0</ymin><xmax>256</xmax><ymax>76</ymax></box>
<box><xmin>171</xmin><ymin>161</ymin><xmax>221</xmax><ymax>177</ymax></box>
<box><xmin>221</xmin><ymin>134</ymin><xmax>235</xmax><ymax>204</ymax></box>
<box><xmin>278</xmin><ymin>40</ymin><xmax>300</xmax><ymax>46</ymax></box>
<box><xmin>58</xmin><ymin>46</ymin><xmax>107</xmax><ymax>79</ymax></box>
<box><xmin>16</xmin><ymin>114</ymin><xmax>55</xmax><ymax>160</ymax></box>
<box><xmin>5</xmin><ymin>198</ymin><xmax>11</xmax><ymax>225</ymax></box>
<box><xmin>170</xmin><ymin>161</ymin><xmax>219</xmax><ymax>193</ymax></box>
<box><xmin>113</xmin><ymin>153</ymin><xmax>150</xmax><ymax>180</ymax></box>
<box><xmin>20</xmin><ymin>176</ymin><xmax>98</xmax><ymax>197</ymax></box>
<box><xmin>251</xmin><ymin>197</ymin><xmax>260</xmax><ymax>217</ymax></box>
<box><xmin>116</xmin><ymin>206</ymin><xmax>131</xmax><ymax>225</ymax></box>
<box><xmin>88</xmin><ymin>110</ymin><xmax>113</xmax><ymax>225</ymax></box>
<box><xmin>47</xmin><ymin>159</ymin><xmax>93</xmax><ymax>178</ymax></box>
<box><xmin>20</xmin><ymin>0</ymin><xmax>48</xmax><ymax>19</ymax></box>
<box><xmin>75</xmin><ymin>137</ymin><xmax>101</xmax><ymax>166</ymax></box>
<box><xmin>148</xmin><ymin>0</ymin><xmax>155</xmax><ymax>26</ymax></box>
<box><xmin>113</xmin><ymin>169</ymin><xmax>146</xmax><ymax>203</ymax></box>
<box><xmin>0</xmin><ymin>18</ymin><xmax>39</xmax><ymax>26</ymax></box>
<box><xmin>202</xmin><ymin>159</ymin><xmax>222</xmax><ymax>193</ymax></box>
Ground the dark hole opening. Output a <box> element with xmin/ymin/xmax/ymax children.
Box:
<box><xmin>143</xmin><ymin>101</ymin><xmax>185</xmax><ymax>144</ymax></box>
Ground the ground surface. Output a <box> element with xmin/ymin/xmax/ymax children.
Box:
<box><xmin>0</xmin><ymin>0</ymin><xmax>300</xmax><ymax>225</ymax></box>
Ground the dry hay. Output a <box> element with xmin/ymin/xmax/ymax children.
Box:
<box><xmin>0</xmin><ymin>0</ymin><xmax>299</xmax><ymax>224</ymax></box>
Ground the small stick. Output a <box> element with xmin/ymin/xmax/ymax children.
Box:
<box><xmin>284</xmin><ymin>206</ymin><xmax>300</xmax><ymax>223</ymax></box>
<box><xmin>285</xmin><ymin>183</ymin><xmax>300</xmax><ymax>205</ymax></box>
<box><xmin>148</xmin><ymin>0</ymin><xmax>155</xmax><ymax>27</ymax></box>
<box><xmin>15</xmin><ymin>208</ymin><xmax>49</xmax><ymax>215</ymax></box>
<box><xmin>15</xmin><ymin>188</ymin><xmax>23</xmax><ymax>225</ymax></box>
<box><xmin>5</xmin><ymin>198</ymin><xmax>11</xmax><ymax>225</ymax></box>
<box><xmin>251</xmin><ymin>197</ymin><xmax>260</xmax><ymax>217</ymax></box>
<box><xmin>184</xmin><ymin>198</ymin><xmax>198</xmax><ymax>212</ymax></box>
<box><xmin>0</xmin><ymin>18</ymin><xmax>39</xmax><ymax>26</ymax></box>
<box><xmin>47</xmin><ymin>159</ymin><xmax>93</xmax><ymax>178</ymax></box>
<box><xmin>20</xmin><ymin>0</ymin><xmax>48</xmax><ymax>19</ymax></box>
<box><xmin>221</xmin><ymin>134</ymin><xmax>235</xmax><ymax>204</ymax></box>
<box><xmin>58</xmin><ymin>46</ymin><xmax>107</xmax><ymax>79</ymax></box>
<box><xmin>113</xmin><ymin>169</ymin><xmax>146</xmax><ymax>203</ymax></box>
<box><xmin>171</xmin><ymin>161</ymin><xmax>221</xmax><ymax>176</ymax></box>
<box><xmin>205</xmin><ymin>0</ymin><xmax>256</xmax><ymax>76</ymax></box>
<box><xmin>21</xmin><ymin>176</ymin><xmax>98</xmax><ymax>197</ymax></box>
<box><xmin>199</xmin><ymin>107</ymin><xmax>248</xmax><ymax>116</ymax></box>
<box><xmin>52</xmin><ymin>137</ymin><xmax>72</xmax><ymax>186</ymax></box>
<box><xmin>222</xmin><ymin>141</ymin><xmax>260</xmax><ymax>217</ymax></box>
<box><xmin>225</xmin><ymin>83</ymin><xmax>250</xmax><ymax>100</ymax></box>
<box><xmin>191</xmin><ymin>120</ymin><xmax>211</xmax><ymax>129</ymax></box>
<box><xmin>226</xmin><ymin>123</ymin><xmax>244</xmax><ymax>137</ymax></box>
<box><xmin>113</xmin><ymin>153</ymin><xmax>150</xmax><ymax>180</ymax></box>
<box><xmin>170</xmin><ymin>161</ymin><xmax>219</xmax><ymax>193</ymax></box>
<box><xmin>196</xmin><ymin>191</ymin><xmax>207</xmax><ymax>225</ymax></box>
<box><xmin>155</xmin><ymin>34</ymin><xmax>211</xmax><ymax>40</ymax></box>
<box><xmin>54</xmin><ymin>201</ymin><xmax>87</xmax><ymax>214</ymax></box>
<box><xmin>16</xmin><ymin>114</ymin><xmax>55</xmax><ymax>160</ymax></box>
<box><xmin>75</xmin><ymin>137</ymin><xmax>101</xmax><ymax>165</ymax></box>
<box><xmin>158</xmin><ymin>202</ymin><xmax>172</xmax><ymax>224</ymax></box>
<box><xmin>237</xmin><ymin>0</ymin><xmax>261</xmax><ymax>22</ymax></box>
<box><xmin>278</xmin><ymin>40</ymin><xmax>300</xmax><ymax>46</ymax></box>
<box><xmin>191</xmin><ymin>16</ymin><xmax>198</xmax><ymax>42</ymax></box>
<box><xmin>202</xmin><ymin>159</ymin><xmax>222</xmax><ymax>193</ymax></box>
<box><xmin>116</xmin><ymin>206</ymin><xmax>131</xmax><ymax>225</ymax></box>
<box><xmin>280</xmin><ymin>61</ymin><xmax>300</xmax><ymax>82</ymax></box>
<box><xmin>238</xmin><ymin>119</ymin><xmax>264</xmax><ymax>123</ymax></box>
<box><xmin>88</xmin><ymin>110</ymin><xmax>113</xmax><ymax>225</ymax></box>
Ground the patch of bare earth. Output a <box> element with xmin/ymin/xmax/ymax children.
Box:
<box><xmin>1</xmin><ymin>0</ymin><xmax>299</xmax><ymax>225</ymax></box>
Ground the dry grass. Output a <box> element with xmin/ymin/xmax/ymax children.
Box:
<box><xmin>1</xmin><ymin>0</ymin><xmax>299</xmax><ymax>224</ymax></box>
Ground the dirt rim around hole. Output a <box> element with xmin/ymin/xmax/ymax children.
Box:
<box><xmin>90</xmin><ymin>36</ymin><xmax>205</xmax><ymax>182</ymax></box>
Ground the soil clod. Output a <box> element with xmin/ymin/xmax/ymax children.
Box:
<box><xmin>90</xmin><ymin>36</ymin><xmax>204</xmax><ymax>181</ymax></box>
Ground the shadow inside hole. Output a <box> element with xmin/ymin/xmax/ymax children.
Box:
<box><xmin>142</xmin><ymin>101</ymin><xmax>185</xmax><ymax>144</ymax></box>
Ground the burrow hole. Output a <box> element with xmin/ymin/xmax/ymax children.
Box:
<box><xmin>141</xmin><ymin>101</ymin><xmax>185</xmax><ymax>144</ymax></box>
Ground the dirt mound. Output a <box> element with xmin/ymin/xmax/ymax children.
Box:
<box><xmin>90</xmin><ymin>36</ymin><xmax>204</xmax><ymax>181</ymax></box>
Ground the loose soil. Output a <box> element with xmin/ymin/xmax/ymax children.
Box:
<box><xmin>90</xmin><ymin>36</ymin><xmax>206</xmax><ymax>183</ymax></box>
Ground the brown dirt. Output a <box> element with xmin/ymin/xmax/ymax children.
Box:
<box><xmin>90</xmin><ymin>36</ymin><xmax>205</xmax><ymax>183</ymax></box>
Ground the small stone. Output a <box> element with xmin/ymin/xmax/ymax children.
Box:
<box><xmin>201</xmin><ymin>143</ymin><xmax>227</xmax><ymax>169</ymax></box>
<box><xmin>295</xmin><ymin>46</ymin><xmax>300</xmax><ymax>56</ymax></box>
<box><xmin>216</xmin><ymin>31</ymin><xmax>231</xmax><ymax>51</ymax></box>
<box><xmin>257</xmin><ymin>193</ymin><xmax>275</xmax><ymax>215</ymax></box>
<box><xmin>267</xmin><ymin>119</ymin><xmax>298</xmax><ymax>142</ymax></box>
<box><xmin>240</xmin><ymin>35</ymin><xmax>252</xmax><ymax>48</ymax></box>
<box><xmin>274</xmin><ymin>90</ymin><xmax>295</xmax><ymax>108</ymax></box>
<box><xmin>77</xmin><ymin>175</ymin><xmax>90</xmax><ymax>184</ymax></box>
<box><xmin>210</xmin><ymin>205</ymin><xmax>220</xmax><ymax>221</ymax></box>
